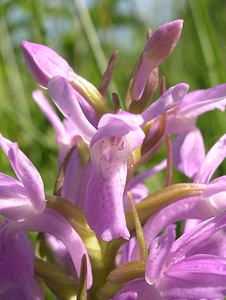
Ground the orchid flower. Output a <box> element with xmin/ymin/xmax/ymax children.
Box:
<box><xmin>46</xmin><ymin>75</ymin><xmax>189</xmax><ymax>241</ymax></box>
<box><xmin>114</xmin><ymin>212</ymin><xmax>226</xmax><ymax>299</ymax></box>
<box><xmin>127</xmin><ymin>134</ymin><xmax>226</xmax><ymax>261</ymax></box>
<box><xmin>21</xmin><ymin>41</ymin><xmax>98</xmax><ymax>125</ymax></box>
<box><xmin>0</xmin><ymin>134</ymin><xmax>92</xmax><ymax>290</ymax></box>
<box><xmin>168</xmin><ymin>84</ymin><xmax>226</xmax><ymax>178</ymax></box>
<box><xmin>15</xmin><ymin>17</ymin><xmax>226</xmax><ymax>299</ymax></box>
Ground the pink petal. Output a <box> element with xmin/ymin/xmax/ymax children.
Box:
<box><xmin>21</xmin><ymin>41</ymin><xmax>73</xmax><ymax>87</ymax></box>
<box><xmin>18</xmin><ymin>209</ymin><xmax>93</xmax><ymax>289</ymax></box>
<box><xmin>32</xmin><ymin>89</ymin><xmax>69</xmax><ymax>145</ymax></box>
<box><xmin>0</xmin><ymin>135</ymin><xmax>45</xmax><ymax>213</ymax></box>
<box><xmin>0</xmin><ymin>173</ymin><xmax>34</xmax><ymax>220</ymax></box>
<box><xmin>85</xmin><ymin>137</ymin><xmax>130</xmax><ymax>241</ymax></box>
<box><xmin>145</xmin><ymin>225</ymin><xmax>175</xmax><ymax>284</ymax></box>
<box><xmin>48</xmin><ymin>76</ymin><xmax>96</xmax><ymax>144</ymax></box>
<box><xmin>195</xmin><ymin>134</ymin><xmax>226</xmax><ymax>183</ymax></box>
<box><xmin>172</xmin><ymin>128</ymin><xmax>205</xmax><ymax>178</ymax></box>
<box><xmin>142</xmin><ymin>83</ymin><xmax>189</xmax><ymax>124</ymax></box>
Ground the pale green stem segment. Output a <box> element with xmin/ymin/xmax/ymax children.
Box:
<box><xmin>69</xmin><ymin>74</ymin><xmax>111</xmax><ymax>115</ymax></box>
<box><xmin>77</xmin><ymin>255</ymin><xmax>88</xmax><ymax>300</ymax></box>
<box><xmin>35</xmin><ymin>257</ymin><xmax>77</xmax><ymax>298</ymax></box>
<box><xmin>126</xmin><ymin>183</ymin><xmax>204</xmax><ymax>232</ymax></box>
<box><xmin>128</xmin><ymin>192</ymin><xmax>148</xmax><ymax>262</ymax></box>
<box><xmin>96</xmin><ymin>282</ymin><xmax>122</xmax><ymax>300</ymax></box>
<box><xmin>165</xmin><ymin>133</ymin><xmax>173</xmax><ymax>186</ymax></box>
<box><xmin>108</xmin><ymin>261</ymin><xmax>145</xmax><ymax>284</ymax></box>
<box><xmin>96</xmin><ymin>261</ymin><xmax>145</xmax><ymax>300</ymax></box>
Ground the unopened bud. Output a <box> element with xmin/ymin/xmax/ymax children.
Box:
<box><xmin>144</xmin><ymin>19</ymin><xmax>183</xmax><ymax>64</ymax></box>
<box><xmin>133</xmin><ymin>19</ymin><xmax>183</xmax><ymax>100</ymax></box>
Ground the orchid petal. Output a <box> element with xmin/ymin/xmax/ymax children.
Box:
<box><xmin>85</xmin><ymin>137</ymin><xmax>130</xmax><ymax>241</ymax></box>
<box><xmin>145</xmin><ymin>225</ymin><xmax>175</xmax><ymax>284</ymax></box>
<box><xmin>195</xmin><ymin>134</ymin><xmax>226</xmax><ymax>183</ymax></box>
<box><xmin>45</xmin><ymin>234</ymin><xmax>73</xmax><ymax>272</ymax></box>
<box><xmin>160</xmin><ymin>271</ymin><xmax>226</xmax><ymax>299</ymax></box>
<box><xmin>169</xmin><ymin>254</ymin><xmax>226</xmax><ymax>275</ymax></box>
<box><xmin>204</xmin><ymin>177</ymin><xmax>226</xmax><ymax>213</ymax></box>
<box><xmin>142</xmin><ymin>83</ymin><xmax>189</xmax><ymax>124</ymax></box>
<box><xmin>48</xmin><ymin>76</ymin><xmax>96</xmax><ymax>144</ymax></box>
<box><xmin>92</xmin><ymin>112</ymin><xmax>145</xmax><ymax>150</ymax></box>
<box><xmin>172</xmin><ymin>128</ymin><xmax>205</xmax><ymax>178</ymax></box>
<box><xmin>72</xmin><ymin>86</ymin><xmax>99</xmax><ymax>126</ymax></box>
<box><xmin>0</xmin><ymin>222</ymin><xmax>34</xmax><ymax>293</ymax></box>
<box><xmin>178</xmin><ymin>83</ymin><xmax>226</xmax><ymax>118</ymax></box>
<box><xmin>33</xmin><ymin>89</ymin><xmax>79</xmax><ymax>164</ymax></box>
<box><xmin>0</xmin><ymin>173</ymin><xmax>34</xmax><ymax>220</ymax></box>
<box><xmin>18</xmin><ymin>209</ymin><xmax>93</xmax><ymax>289</ymax></box>
<box><xmin>167</xmin><ymin>84</ymin><xmax>226</xmax><ymax>134</ymax></box>
<box><xmin>99</xmin><ymin>112</ymin><xmax>144</xmax><ymax>129</ymax></box>
<box><xmin>133</xmin><ymin>179</ymin><xmax>226</xmax><ymax>260</ymax></box>
<box><xmin>112</xmin><ymin>280</ymin><xmax>163</xmax><ymax>300</ymax></box>
<box><xmin>61</xmin><ymin>149</ymin><xmax>86</xmax><ymax>209</ymax></box>
<box><xmin>170</xmin><ymin>212</ymin><xmax>226</xmax><ymax>262</ymax></box>
<box><xmin>124</xmin><ymin>183</ymin><xmax>149</xmax><ymax>211</ymax></box>
<box><xmin>128</xmin><ymin>160</ymin><xmax>166</xmax><ymax>189</ymax></box>
<box><xmin>0</xmin><ymin>278</ymin><xmax>43</xmax><ymax>300</ymax></box>
<box><xmin>0</xmin><ymin>135</ymin><xmax>45</xmax><ymax>212</ymax></box>
<box><xmin>112</xmin><ymin>291</ymin><xmax>138</xmax><ymax>300</ymax></box>
<box><xmin>160</xmin><ymin>255</ymin><xmax>226</xmax><ymax>299</ymax></box>
<box><xmin>183</xmin><ymin>229</ymin><xmax>226</xmax><ymax>257</ymax></box>
<box><xmin>21</xmin><ymin>41</ymin><xmax>73</xmax><ymax>87</ymax></box>
<box><xmin>32</xmin><ymin>89</ymin><xmax>69</xmax><ymax>145</ymax></box>
<box><xmin>167</xmin><ymin>114</ymin><xmax>196</xmax><ymax>134</ymax></box>
<box><xmin>117</xmin><ymin>237</ymin><xmax>136</xmax><ymax>265</ymax></box>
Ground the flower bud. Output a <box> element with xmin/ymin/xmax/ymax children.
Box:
<box><xmin>133</xmin><ymin>20</ymin><xmax>183</xmax><ymax>100</ymax></box>
<box><xmin>21</xmin><ymin>41</ymin><xmax>74</xmax><ymax>87</ymax></box>
<box><xmin>143</xmin><ymin>19</ymin><xmax>183</xmax><ymax>64</ymax></box>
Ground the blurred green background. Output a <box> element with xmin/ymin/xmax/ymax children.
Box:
<box><xmin>0</xmin><ymin>0</ymin><xmax>226</xmax><ymax>193</ymax></box>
